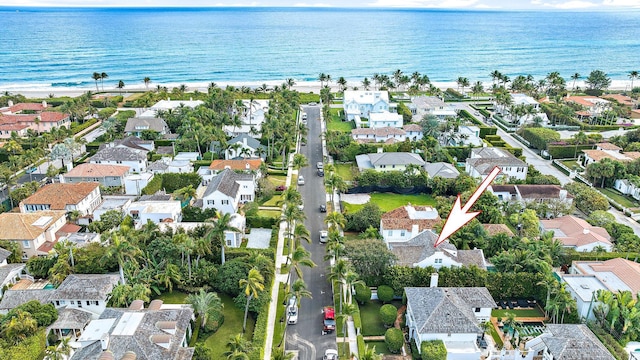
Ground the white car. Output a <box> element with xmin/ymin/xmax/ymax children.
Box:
<box><xmin>319</xmin><ymin>230</ymin><xmax>328</xmax><ymax>243</ymax></box>
<box><xmin>317</xmin><ymin>162</ymin><xmax>324</xmax><ymax>170</ymax></box>
<box><xmin>323</xmin><ymin>349</ymin><xmax>338</xmax><ymax>360</ymax></box>
<box><xmin>287</xmin><ymin>296</ymin><xmax>298</xmax><ymax>324</ymax></box>
<box><xmin>297</xmin><ymin>175</ymin><xmax>305</xmax><ymax>185</ymax></box>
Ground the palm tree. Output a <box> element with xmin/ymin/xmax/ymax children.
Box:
<box><xmin>337</xmin><ymin>77</ymin><xmax>347</xmax><ymax>92</ymax></box>
<box><xmin>2</xmin><ymin>310</ymin><xmax>37</xmax><ymax>344</ymax></box>
<box><xmin>292</xmin><ymin>153</ymin><xmax>308</xmax><ymax>170</ymax></box>
<box><xmin>337</xmin><ymin>303</ymin><xmax>359</xmax><ymax>355</ymax></box>
<box><xmin>155</xmin><ymin>263</ymin><xmax>181</xmax><ymax>292</ymax></box>
<box><xmin>359</xmin><ymin>344</ymin><xmax>383</xmax><ymax>360</ymax></box>
<box><xmin>286</xmin><ymin>246</ymin><xmax>316</xmax><ymax>285</ymax></box>
<box><xmin>362</xmin><ymin>77</ymin><xmax>371</xmax><ymax>90</ymax></box>
<box><xmin>44</xmin><ymin>337</ymin><xmax>71</xmax><ymax>360</ymax></box>
<box><xmin>328</xmin><ymin>259</ymin><xmax>350</xmax><ymax>312</ymax></box>
<box><xmin>291</xmin><ymin>278</ymin><xmax>313</xmax><ymax>306</ymax></box>
<box><xmin>226</xmin><ymin>349</ymin><xmax>250</xmax><ymax>360</ymax></box>
<box><xmin>105</xmin><ymin>233</ymin><xmax>141</xmax><ymax>284</ymax></box>
<box><xmin>174</xmin><ymin>184</ymin><xmax>197</xmax><ymax>204</ymax></box>
<box><xmin>324</xmin><ymin>211</ymin><xmax>346</xmax><ymax>231</ymax></box>
<box><xmin>92</xmin><ymin>72</ymin><xmax>101</xmax><ymax>91</ymax></box>
<box><xmin>206</xmin><ymin>211</ymin><xmax>241</xmax><ymax>265</ymax></box>
<box><xmin>187</xmin><ymin>289</ymin><xmax>223</xmax><ymax>329</ymax></box>
<box><xmin>571</xmin><ymin>73</ymin><xmax>581</xmax><ymax>91</ymax></box>
<box><xmin>343</xmin><ymin>270</ymin><xmax>365</xmax><ymax>305</ymax></box>
<box><xmin>502</xmin><ymin>312</ymin><xmax>522</xmax><ymax>336</ymax></box>
<box><xmin>117</xmin><ymin>80</ymin><xmax>125</xmax><ymax>94</ymax></box>
<box><xmin>271</xmin><ymin>345</ymin><xmax>295</xmax><ymax>360</ymax></box>
<box><xmin>100</xmin><ymin>72</ymin><xmax>108</xmax><ymax>90</ymax></box>
<box><xmin>630</xmin><ymin>71</ymin><xmax>639</xmax><ymax>90</ymax></box>
<box><xmin>143</xmin><ymin>76</ymin><xmax>151</xmax><ymax>90</ymax></box>
<box><xmin>223</xmin><ymin>334</ymin><xmax>250</xmax><ymax>358</ymax></box>
<box><xmin>239</xmin><ymin>267</ymin><xmax>265</xmax><ymax>332</ymax></box>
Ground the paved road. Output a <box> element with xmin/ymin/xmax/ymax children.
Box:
<box><xmin>286</xmin><ymin>105</ymin><xmax>337</xmax><ymax>359</ymax></box>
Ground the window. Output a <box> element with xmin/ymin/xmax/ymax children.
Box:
<box><xmin>95</xmin><ymin>301</ymin><xmax>99</xmax><ymax>306</ymax></box>
<box><xmin>77</xmin><ymin>301</ymin><xmax>82</xmax><ymax>308</ymax></box>
<box><xmin>222</xmin><ymin>200</ymin><xmax>229</xmax><ymax>205</ymax></box>
<box><xmin>86</xmin><ymin>301</ymin><xmax>91</xmax><ymax>306</ymax></box>
<box><xmin>226</xmin><ymin>239</ymin><xmax>233</xmax><ymax>246</ymax></box>
<box><xmin>55</xmin><ymin>301</ymin><xmax>60</xmax><ymax>306</ymax></box>
<box><xmin>207</xmin><ymin>200</ymin><xmax>215</xmax><ymax>205</ymax></box>
<box><xmin>435</xmin><ymin>259</ymin><xmax>443</xmax><ymax>264</ymax></box>
<box><xmin>22</xmin><ymin>240</ymin><xmax>31</xmax><ymax>249</ymax></box>
<box><xmin>475</xmin><ymin>307</ymin><xmax>481</xmax><ymax>312</ymax></box>
<box><xmin>71</xmin><ymin>301</ymin><xmax>75</xmax><ymax>305</ymax></box>
<box><xmin>400</xmin><ymin>230</ymin><xmax>406</xmax><ymax>237</ymax></box>
<box><xmin>388</xmin><ymin>230</ymin><xmax>392</xmax><ymax>236</ymax></box>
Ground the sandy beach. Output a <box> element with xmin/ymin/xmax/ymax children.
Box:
<box><xmin>5</xmin><ymin>79</ymin><xmax>635</xmax><ymax>100</ymax></box>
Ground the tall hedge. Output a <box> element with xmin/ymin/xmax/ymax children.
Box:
<box><xmin>521</xmin><ymin>128</ymin><xmax>561</xmax><ymax>150</ymax></box>
<box><xmin>421</xmin><ymin>340</ymin><xmax>447</xmax><ymax>360</ymax></box>
<box><xmin>547</xmin><ymin>144</ymin><xmax>594</xmax><ymax>159</ymax></box>
<box><xmin>385</xmin><ymin>328</ymin><xmax>404</xmax><ymax>354</ymax></box>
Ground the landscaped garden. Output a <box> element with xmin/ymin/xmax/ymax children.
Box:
<box><xmin>204</xmin><ymin>294</ymin><xmax>255</xmax><ymax>360</ymax></box>
<box><xmin>334</xmin><ymin>163</ymin><xmax>357</xmax><ymax>181</ymax></box>
<box><xmin>327</xmin><ymin>108</ymin><xmax>354</xmax><ymax>132</ymax></box>
<box><xmin>600</xmin><ymin>188</ymin><xmax>640</xmax><ymax>209</ymax></box>
<box><xmin>359</xmin><ymin>301</ymin><xmax>388</xmax><ymax>336</ymax></box>
<box><xmin>365</xmin><ymin>341</ymin><xmax>392</xmax><ymax>355</ymax></box>
<box><xmin>343</xmin><ymin>192</ymin><xmax>436</xmax><ymax>213</ymax></box>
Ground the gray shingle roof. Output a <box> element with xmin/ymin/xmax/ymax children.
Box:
<box><xmin>468</xmin><ymin>147</ymin><xmax>527</xmax><ymax>171</ymax></box>
<box><xmin>0</xmin><ymin>247</ymin><xmax>12</xmax><ymax>263</ymax></box>
<box><xmin>389</xmin><ymin>231</ymin><xmax>486</xmax><ymax>269</ymax></box>
<box><xmin>148</xmin><ymin>160</ymin><xmax>169</xmax><ymax>171</ymax></box>
<box><xmin>0</xmin><ymin>263</ymin><xmax>25</xmax><ymax>286</ymax></box>
<box><xmin>405</xmin><ymin>287</ymin><xmax>495</xmax><ymax>335</ymax></box>
<box><xmin>0</xmin><ymin>289</ymin><xmax>54</xmax><ymax>310</ymax></box>
<box><xmin>91</xmin><ymin>147</ymin><xmax>147</xmax><ymax>162</ymax></box>
<box><xmin>367</xmin><ymin>152</ymin><xmax>425</xmax><ymax>166</ymax></box>
<box><xmin>51</xmin><ymin>274</ymin><xmax>120</xmax><ymax>301</ymax></box>
<box><xmin>424</xmin><ymin>162</ymin><xmax>460</xmax><ymax>179</ymax></box>
<box><xmin>228</xmin><ymin>134</ymin><xmax>264</xmax><ymax>150</ymax></box>
<box><xmin>538</xmin><ymin>324</ymin><xmax>614</xmax><ymax>360</ymax></box>
<box><xmin>124</xmin><ymin>118</ymin><xmax>168</xmax><ymax>133</ymax></box>
<box><xmin>70</xmin><ymin>306</ymin><xmax>195</xmax><ymax>360</ymax></box>
<box><xmin>203</xmin><ymin>169</ymin><xmax>252</xmax><ymax>198</ymax></box>
<box><xmin>48</xmin><ymin>308</ymin><xmax>93</xmax><ymax>330</ymax></box>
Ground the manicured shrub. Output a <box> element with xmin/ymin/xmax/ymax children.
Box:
<box><xmin>354</xmin><ymin>284</ymin><xmax>372</xmax><ymax>304</ymax></box>
<box><xmin>421</xmin><ymin>340</ymin><xmax>447</xmax><ymax>360</ymax></box>
<box><xmin>380</xmin><ymin>304</ymin><xmax>398</xmax><ymax>327</ymax></box>
<box><xmin>521</xmin><ymin>127</ymin><xmax>560</xmax><ymax>150</ymax></box>
<box><xmin>203</xmin><ymin>309</ymin><xmax>224</xmax><ymax>334</ymax></box>
<box><xmin>377</xmin><ymin>285</ymin><xmax>394</xmax><ymax>303</ymax></box>
<box><xmin>385</xmin><ymin>328</ymin><xmax>404</xmax><ymax>354</ymax></box>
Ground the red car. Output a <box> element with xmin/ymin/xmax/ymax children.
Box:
<box><xmin>275</xmin><ymin>185</ymin><xmax>287</xmax><ymax>191</ymax></box>
<box><xmin>323</xmin><ymin>306</ymin><xmax>336</xmax><ymax>334</ymax></box>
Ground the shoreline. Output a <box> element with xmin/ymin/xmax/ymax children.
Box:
<box><xmin>1</xmin><ymin>79</ymin><xmax>635</xmax><ymax>99</ymax></box>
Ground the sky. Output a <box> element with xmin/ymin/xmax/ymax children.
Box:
<box><xmin>1</xmin><ymin>0</ymin><xmax>639</xmax><ymax>10</ymax></box>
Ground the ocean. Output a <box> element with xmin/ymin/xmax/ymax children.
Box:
<box><xmin>0</xmin><ymin>7</ymin><xmax>639</xmax><ymax>92</ymax></box>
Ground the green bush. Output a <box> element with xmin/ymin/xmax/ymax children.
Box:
<box><xmin>521</xmin><ymin>128</ymin><xmax>560</xmax><ymax>150</ymax></box>
<box><xmin>588</xmin><ymin>323</ymin><xmax>628</xmax><ymax>360</ymax></box>
<box><xmin>247</xmin><ymin>216</ymin><xmax>277</xmax><ymax>229</ymax></box>
<box><xmin>203</xmin><ymin>309</ymin><xmax>224</xmax><ymax>334</ymax></box>
<box><xmin>420</xmin><ymin>340</ymin><xmax>447</xmax><ymax>360</ymax></box>
<box><xmin>354</xmin><ymin>284</ymin><xmax>372</xmax><ymax>304</ymax></box>
<box><xmin>141</xmin><ymin>175</ymin><xmax>163</xmax><ymax>195</ymax></box>
<box><xmin>193</xmin><ymin>160</ymin><xmax>213</xmax><ymax>170</ymax></box>
<box><xmin>385</xmin><ymin>328</ymin><xmax>404</xmax><ymax>354</ymax></box>
<box><xmin>479</xmin><ymin>126</ymin><xmax>497</xmax><ymax>138</ymax></box>
<box><xmin>377</xmin><ymin>285</ymin><xmax>394</xmax><ymax>303</ymax></box>
<box><xmin>547</xmin><ymin>144</ymin><xmax>594</xmax><ymax>159</ymax></box>
<box><xmin>71</xmin><ymin>118</ymin><xmax>98</xmax><ymax>135</ymax></box>
<box><xmin>357</xmin><ymin>335</ymin><xmax>365</xmax><ymax>357</ymax></box>
<box><xmin>380</xmin><ymin>304</ymin><xmax>398</xmax><ymax>326</ymax></box>
<box><xmin>249</xmin><ymin>279</ymin><xmax>272</xmax><ymax>360</ymax></box>
<box><xmin>0</xmin><ymin>329</ymin><xmax>46</xmax><ymax>360</ymax></box>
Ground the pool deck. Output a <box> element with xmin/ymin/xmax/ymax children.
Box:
<box><xmin>491</xmin><ymin>316</ymin><xmax>548</xmax><ymax>350</ymax></box>
<box><xmin>11</xmin><ymin>279</ymin><xmax>51</xmax><ymax>290</ymax></box>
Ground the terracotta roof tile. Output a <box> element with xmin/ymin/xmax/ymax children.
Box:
<box><xmin>541</xmin><ymin>215</ymin><xmax>611</xmax><ymax>248</ymax></box>
<box><xmin>381</xmin><ymin>205</ymin><xmax>442</xmax><ymax>231</ymax></box>
<box><xmin>39</xmin><ymin>112</ymin><xmax>69</xmax><ymax>122</ymax></box>
<box><xmin>210</xmin><ymin>159</ymin><xmax>262</xmax><ymax>171</ymax></box>
<box><xmin>65</xmin><ymin>163</ymin><xmax>130</xmax><ymax>178</ymax></box>
<box><xmin>0</xmin><ymin>211</ymin><xmax>67</xmax><ymax>240</ymax></box>
<box><xmin>482</xmin><ymin>224</ymin><xmax>514</xmax><ymax>236</ymax></box>
<box><xmin>596</xmin><ymin>142</ymin><xmax>622</xmax><ymax>151</ymax></box>
<box><xmin>22</xmin><ymin>183</ymin><xmax>100</xmax><ymax>210</ymax></box>
<box><xmin>8</xmin><ymin>102</ymin><xmax>46</xmax><ymax>112</ymax></box>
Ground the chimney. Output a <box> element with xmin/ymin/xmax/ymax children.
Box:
<box><xmin>7</xmin><ymin>100</ymin><xmax>13</xmax><ymax>107</ymax></box>
<box><xmin>42</xmin><ymin>100</ymin><xmax>48</xmax><ymax>108</ymax></box>
<box><xmin>100</xmin><ymin>333</ymin><xmax>110</xmax><ymax>350</ymax></box>
<box><xmin>377</xmin><ymin>147</ymin><xmax>383</xmax><ymax>153</ymax></box>
<box><xmin>430</xmin><ymin>273</ymin><xmax>439</xmax><ymax>288</ymax></box>
<box><xmin>411</xmin><ymin>224</ymin><xmax>419</xmax><ymax>237</ymax></box>
<box><xmin>583</xmin><ymin>229</ymin><xmax>590</xmax><ymax>235</ymax></box>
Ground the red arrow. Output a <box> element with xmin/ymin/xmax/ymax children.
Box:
<box><xmin>435</xmin><ymin>166</ymin><xmax>502</xmax><ymax>247</ymax></box>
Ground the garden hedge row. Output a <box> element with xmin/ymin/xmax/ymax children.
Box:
<box><xmin>588</xmin><ymin>324</ymin><xmax>628</xmax><ymax>360</ymax></box>
<box><xmin>547</xmin><ymin>144</ymin><xmax>595</xmax><ymax>159</ymax></box>
<box><xmin>521</xmin><ymin>127</ymin><xmax>561</xmax><ymax>150</ymax></box>
<box><xmin>420</xmin><ymin>340</ymin><xmax>447</xmax><ymax>360</ymax></box>
<box><xmin>71</xmin><ymin>118</ymin><xmax>98</xmax><ymax>135</ymax></box>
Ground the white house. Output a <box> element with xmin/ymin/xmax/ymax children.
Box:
<box><xmin>524</xmin><ymin>324</ymin><xmax>613</xmax><ymax>360</ymax></box>
<box><xmin>343</xmin><ymin>90</ymin><xmax>392</xmax><ymax>121</ymax></box>
<box><xmin>540</xmin><ymin>215</ymin><xmax>613</xmax><ymax>252</ymax></box>
<box><xmin>380</xmin><ymin>205</ymin><xmax>441</xmax><ymax>243</ymax></box>
<box><xmin>351</xmin><ymin>127</ymin><xmax>406</xmax><ymax>144</ymax></box>
<box><xmin>465</xmin><ymin>147</ymin><xmax>528</xmax><ymax>180</ymax></box>
<box><xmin>489</xmin><ymin>185</ymin><xmax>573</xmax><ymax>216</ymax></box>
<box><xmin>562</xmin><ymin>258</ymin><xmax>640</xmax><ymax>321</ymax></box>
<box><xmin>223</xmin><ymin>99</ymin><xmax>269</xmax><ymax>136</ymax></box>
<box><xmin>124</xmin><ymin>173</ymin><xmax>155</xmax><ymax>196</ymax></box>
<box><xmin>50</xmin><ymin>274</ymin><xmax>120</xmax><ymax>317</ymax></box>
<box><xmin>0</xmin><ymin>248</ymin><xmax>25</xmax><ymax>298</ymax></box>
<box><xmin>355</xmin><ymin>152</ymin><xmax>425</xmax><ymax>172</ymax></box>
<box><xmin>411</xmin><ymin>96</ymin><xmax>457</xmax><ymax>121</ymax></box>
<box><xmin>0</xmin><ymin>211</ymin><xmax>67</xmax><ymax>259</ymax></box>
<box><xmin>126</xmin><ymin>200</ymin><xmax>182</xmax><ymax>228</ymax></box>
<box><xmin>90</xmin><ymin>147</ymin><xmax>148</xmax><ymax>173</ymax></box>
<box><xmin>224</xmin><ymin>134</ymin><xmax>267</xmax><ymax>160</ymax></box>
<box><xmin>424</xmin><ymin>162</ymin><xmax>460</xmax><ymax>179</ymax></box>
<box><xmin>582</xmin><ymin>143</ymin><xmax>640</xmax><ymax>166</ymax></box>
<box><xmin>124</xmin><ymin>117</ymin><xmax>169</xmax><ymax>137</ymax></box>
<box><xmin>140</xmin><ymin>98</ymin><xmax>204</xmax><ymax>118</ymax></box>
<box><xmin>20</xmin><ymin>182</ymin><xmax>102</xmax><ymax>217</ymax></box>
<box><xmin>200</xmin><ymin>169</ymin><xmax>255</xmax><ymax>214</ymax></box>
<box><xmin>389</xmin><ymin>230</ymin><xmax>488</xmax><ymax>270</ymax></box>
<box><xmin>452</xmin><ymin>125</ymin><xmax>483</xmax><ymax>147</ymax></box>
<box><xmin>93</xmin><ymin>196</ymin><xmax>134</xmax><ymax>222</ymax></box>
<box><xmin>403</xmin><ymin>124</ymin><xmax>424</xmax><ymax>141</ymax></box>
<box><xmin>511</xmin><ymin>93</ymin><xmax>540</xmax><ymax>110</ymax></box>
<box><xmin>614</xmin><ymin>177</ymin><xmax>640</xmax><ymax>200</ymax></box>
<box><xmin>405</xmin><ymin>285</ymin><xmax>495</xmax><ymax>359</ymax></box>
<box><xmin>368</xmin><ymin>111</ymin><xmax>404</xmax><ymax>129</ymax></box>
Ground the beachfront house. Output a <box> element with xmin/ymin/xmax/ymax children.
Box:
<box><xmin>139</xmin><ymin>98</ymin><xmax>204</xmax><ymax>118</ymax></box>
<box><xmin>223</xmin><ymin>99</ymin><xmax>269</xmax><ymax>136</ymax></box>
<box><xmin>410</xmin><ymin>96</ymin><xmax>457</xmax><ymax>121</ymax></box>
<box><xmin>405</xmin><ymin>285</ymin><xmax>495</xmax><ymax>359</ymax></box>
<box><xmin>465</xmin><ymin>147</ymin><xmax>528</xmax><ymax>180</ymax></box>
<box><xmin>343</xmin><ymin>90</ymin><xmax>392</xmax><ymax>121</ymax></box>
<box><xmin>0</xmin><ymin>101</ymin><xmax>72</xmax><ymax>135</ymax></box>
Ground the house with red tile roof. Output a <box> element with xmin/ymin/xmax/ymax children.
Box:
<box><xmin>209</xmin><ymin>159</ymin><xmax>263</xmax><ymax>178</ymax></box>
<box><xmin>0</xmin><ymin>100</ymin><xmax>71</xmax><ymax>137</ymax></box>
<box><xmin>565</xmin><ymin>96</ymin><xmax>611</xmax><ymax>120</ymax></box>
<box><xmin>20</xmin><ymin>183</ymin><xmax>102</xmax><ymax>217</ymax></box>
<box><xmin>540</xmin><ymin>215</ymin><xmax>612</xmax><ymax>252</ymax></box>
<box><xmin>0</xmin><ymin>211</ymin><xmax>67</xmax><ymax>259</ymax></box>
<box><xmin>380</xmin><ymin>205</ymin><xmax>442</xmax><ymax>244</ymax></box>
<box><xmin>582</xmin><ymin>142</ymin><xmax>640</xmax><ymax>166</ymax></box>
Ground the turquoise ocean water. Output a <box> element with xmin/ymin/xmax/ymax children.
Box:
<box><xmin>0</xmin><ymin>7</ymin><xmax>638</xmax><ymax>90</ymax></box>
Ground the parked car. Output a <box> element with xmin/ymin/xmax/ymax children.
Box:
<box><xmin>25</xmin><ymin>167</ymin><xmax>37</xmax><ymax>174</ymax></box>
<box><xmin>309</xmin><ymin>102</ymin><xmax>317</xmax><ymax>106</ymax></box>
<box><xmin>316</xmin><ymin>162</ymin><xmax>324</xmax><ymax>170</ymax></box>
<box><xmin>323</xmin><ymin>349</ymin><xmax>338</xmax><ymax>360</ymax></box>
<box><xmin>297</xmin><ymin>175</ymin><xmax>305</xmax><ymax>185</ymax></box>
<box><xmin>287</xmin><ymin>295</ymin><xmax>298</xmax><ymax>325</ymax></box>
<box><xmin>319</xmin><ymin>230</ymin><xmax>328</xmax><ymax>243</ymax></box>
<box><xmin>322</xmin><ymin>306</ymin><xmax>336</xmax><ymax>334</ymax></box>
<box><xmin>276</xmin><ymin>185</ymin><xmax>287</xmax><ymax>191</ymax></box>
<box><xmin>317</xmin><ymin>169</ymin><xmax>324</xmax><ymax>177</ymax></box>
<box><xmin>319</xmin><ymin>204</ymin><xmax>327</xmax><ymax>212</ymax></box>
<box><xmin>298</xmin><ymin>202</ymin><xmax>304</xmax><ymax>211</ymax></box>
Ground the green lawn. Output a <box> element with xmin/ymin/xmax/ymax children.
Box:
<box><xmin>257</xmin><ymin>209</ymin><xmax>281</xmax><ymax>218</ymax></box>
<box><xmin>204</xmin><ymin>294</ymin><xmax>255</xmax><ymax>360</ymax></box>
<box><xmin>262</xmin><ymin>194</ymin><xmax>283</xmax><ymax>207</ymax></box>
<box><xmin>267</xmin><ymin>175</ymin><xmax>287</xmax><ymax>186</ymax></box>
<box><xmin>490</xmin><ymin>326</ymin><xmax>504</xmax><ymax>348</ymax></box>
<box><xmin>561</xmin><ymin>159</ymin><xmax>582</xmax><ymax>171</ymax></box>
<box><xmin>601</xmin><ymin>188</ymin><xmax>640</xmax><ymax>208</ymax></box>
<box><xmin>359</xmin><ymin>301</ymin><xmax>387</xmax><ymax>336</ymax></box>
<box><xmin>334</xmin><ymin>163</ymin><xmax>356</xmax><ymax>181</ymax></box>
<box><xmin>343</xmin><ymin>193</ymin><xmax>436</xmax><ymax>213</ymax></box>
<box><xmin>155</xmin><ymin>291</ymin><xmax>189</xmax><ymax>304</ymax></box>
<box><xmin>273</xmin><ymin>283</ymin><xmax>287</xmax><ymax>347</ymax></box>
<box><xmin>492</xmin><ymin>308</ymin><xmax>544</xmax><ymax>318</ymax></box>
<box><xmin>328</xmin><ymin>108</ymin><xmax>354</xmax><ymax>132</ymax></box>
<box><xmin>365</xmin><ymin>340</ymin><xmax>392</xmax><ymax>355</ymax></box>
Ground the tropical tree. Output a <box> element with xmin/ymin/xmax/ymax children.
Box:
<box><xmin>271</xmin><ymin>346</ymin><xmax>295</xmax><ymax>360</ymax></box>
<box><xmin>174</xmin><ymin>185</ymin><xmax>197</xmax><ymax>204</ymax></box>
<box><xmin>1</xmin><ymin>310</ymin><xmax>37</xmax><ymax>344</ymax></box>
<box><xmin>44</xmin><ymin>337</ymin><xmax>71</xmax><ymax>360</ymax></box>
<box><xmin>286</xmin><ymin>246</ymin><xmax>316</xmax><ymax>285</ymax></box>
<box><xmin>155</xmin><ymin>262</ymin><xmax>182</xmax><ymax>292</ymax></box>
<box><xmin>324</xmin><ymin>211</ymin><xmax>346</xmax><ymax>231</ymax></box>
<box><xmin>629</xmin><ymin>71</ymin><xmax>639</xmax><ymax>90</ymax></box>
<box><xmin>239</xmin><ymin>267</ymin><xmax>265</xmax><ymax>332</ymax></box>
<box><xmin>100</xmin><ymin>72</ymin><xmax>108</xmax><ymax>90</ymax></box>
<box><xmin>117</xmin><ymin>80</ymin><xmax>125</xmax><ymax>94</ymax></box>
<box><xmin>187</xmin><ymin>289</ymin><xmax>223</xmax><ymax>329</ymax></box>
<box><xmin>571</xmin><ymin>73</ymin><xmax>581</xmax><ymax>91</ymax></box>
<box><xmin>359</xmin><ymin>344</ymin><xmax>383</xmax><ymax>360</ymax></box>
<box><xmin>337</xmin><ymin>303</ymin><xmax>359</xmax><ymax>355</ymax></box>
<box><xmin>292</xmin><ymin>153</ymin><xmax>308</xmax><ymax>170</ymax></box>
<box><xmin>92</xmin><ymin>72</ymin><xmax>101</xmax><ymax>92</ymax></box>
<box><xmin>223</xmin><ymin>334</ymin><xmax>250</xmax><ymax>358</ymax></box>
<box><xmin>585</xmin><ymin>70</ymin><xmax>612</xmax><ymax>91</ymax></box>
<box><xmin>328</xmin><ymin>259</ymin><xmax>350</xmax><ymax>311</ymax></box>
<box><xmin>105</xmin><ymin>233</ymin><xmax>141</xmax><ymax>284</ymax></box>
<box><xmin>143</xmin><ymin>76</ymin><xmax>151</xmax><ymax>89</ymax></box>
<box><xmin>206</xmin><ymin>211</ymin><xmax>241</xmax><ymax>265</ymax></box>
<box><xmin>291</xmin><ymin>279</ymin><xmax>313</xmax><ymax>306</ymax></box>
